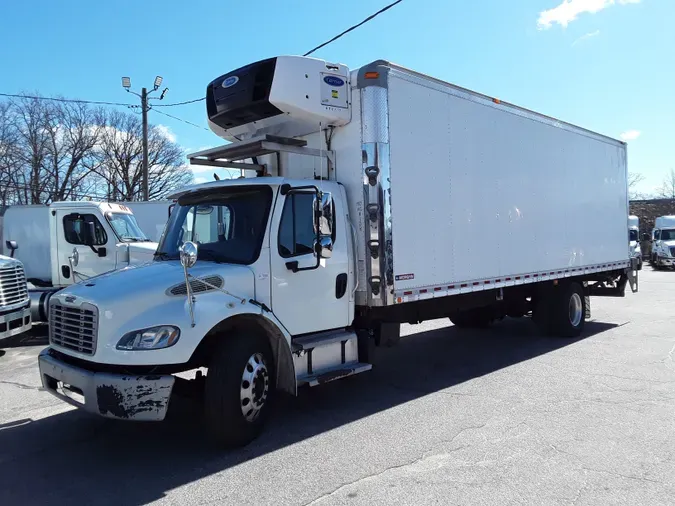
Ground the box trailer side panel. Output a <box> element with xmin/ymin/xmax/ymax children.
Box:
<box><xmin>1</xmin><ymin>206</ymin><xmax>51</xmax><ymax>282</ymax></box>
<box><xmin>386</xmin><ymin>70</ymin><xmax>628</xmax><ymax>294</ymax></box>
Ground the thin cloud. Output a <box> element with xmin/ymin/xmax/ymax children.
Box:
<box><xmin>538</xmin><ymin>0</ymin><xmax>641</xmax><ymax>30</ymax></box>
<box><xmin>620</xmin><ymin>130</ymin><xmax>641</xmax><ymax>141</ymax></box>
<box><xmin>155</xmin><ymin>124</ymin><xmax>177</xmax><ymax>143</ymax></box>
<box><xmin>572</xmin><ymin>30</ymin><xmax>600</xmax><ymax>46</ymax></box>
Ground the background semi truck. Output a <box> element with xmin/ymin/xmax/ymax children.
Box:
<box><xmin>0</xmin><ymin>254</ymin><xmax>31</xmax><ymax>343</ymax></box>
<box><xmin>651</xmin><ymin>215</ymin><xmax>675</xmax><ymax>269</ymax></box>
<box><xmin>0</xmin><ymin>201</ymin><xmax>159</xmax><ymax>326</ymax></box>
<box><xmin>629</xmin><ymin>215</ymin><xmax>642</xmax><ymax>270</ymax></box>
<box><xmin>38</xmin><ymin>56</ymin><xmax>637</xmax><ymax>447</ymax></box>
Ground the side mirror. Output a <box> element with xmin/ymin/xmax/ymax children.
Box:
<box><xmin>180</xmin><ymin>241</ymin><xmax>198</xmax><ymax>269</ymax></box>
<box><xmin>315</xmin><ymin>192</ymin><xmax>333</xmax><ymax>236</ymax></box>
<box><xmin>5</xmin><ymin>240</ymin><xmax>18</xmax><ymax>258</ymax></box>
<box><xmin>315</xmin><ymin>236</ymin><xmax>333</xmax><ymax>259</ymax></box>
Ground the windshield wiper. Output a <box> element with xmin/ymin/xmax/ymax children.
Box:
<box><xmin>153</xmin><ymin>251</ymin><xmax>176</xmax><ymax>261</ymax></box>
<box><xmin>198</xmin><ymin>250</ymin><xmax>225</xmax><ymax>264</ymax></box>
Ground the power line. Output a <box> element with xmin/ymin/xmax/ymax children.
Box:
<box><xmin>0</xmin><ymin>92</ymin><xmax>133</xmax><ymax>107</ymax></box>
<box><xmin>153</xmin><ymin>97</ymin><xmax>205</xmax><ymax>107</ymax></box>
<box><xmin>303</xmin><ymin>0</ymin><xmax>404</xmax><ymax>57</ymax></box>
<box><xmin>147</xmin><ymin>1</ymin><xmax>406</xmax><ymax>108</ymax></box>
<box><xmin>151</xmin><ymin>108</ymin><xmax>210</xmax><ymax>131</ymax></box>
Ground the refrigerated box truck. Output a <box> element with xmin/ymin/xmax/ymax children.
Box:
<box><xmin>38</xmin><ymin>56</ymin><xmax>638</xmax><ymax>447</ymax></box>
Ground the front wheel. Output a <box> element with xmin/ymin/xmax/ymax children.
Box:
<box><xmin>205</xmin><ymin>333</ymin><xmax>275</xmax><ymax>447</ymax></box>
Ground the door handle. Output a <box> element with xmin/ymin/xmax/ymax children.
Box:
<box><xmin>335</xmin><ymin>273</ymin><xmax>348</xmax><ymax>299</ymax></box>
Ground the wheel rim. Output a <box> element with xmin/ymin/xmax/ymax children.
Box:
<box><xmin>240</xmin><ymin>352</ymin><xmax>269</xmax><ymax>422</ymax></box>
<box><xmin>569</xmin><ymin>292</ymin><xmax>583</xmax><ymax>328</ymax></box>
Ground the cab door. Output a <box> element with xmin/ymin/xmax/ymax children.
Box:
<box><xmin>54</xmin><ymin>210</ymin><xmax>117</xmax><ymax>285</ymax></box>
<box><xmin>269</xmin><ymin>188</ymin><xmax>350</xmax><ymax>336</ymax></box>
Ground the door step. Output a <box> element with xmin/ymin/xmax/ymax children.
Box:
<box><xmin>292</xmin><ymin>329</ymin><xmax>371</xmax><ymax>385</ymax></box>
<box><xmin>298</xmin><ymin>363</ymin><xmax>373</xmax><ymax>387</ymax></box>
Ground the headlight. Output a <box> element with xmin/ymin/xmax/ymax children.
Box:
<box><xmin>116</xmin><ymin>325</ymin><xmax>180</xmax><ymax>350</ymax></box>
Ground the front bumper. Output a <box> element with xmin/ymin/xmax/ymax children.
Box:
<box><xmin>0</xmin><ymin>306</ymin><xmax>31</xmax><ymax>343</ymax></box>
<box><xmin>38</xmin><ymin>348</ymin><xmax>175</xmax><ymax>421</ymax></box>
<box><xmin>657</xmin><ymin>256</ymin><xmax>675</xmax><ymax>267</ymax></box>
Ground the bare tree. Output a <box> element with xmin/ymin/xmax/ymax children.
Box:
<box><xmin>43</xmin><ymin>101</ymin><xmax>105</xmax><ymax>201</ymax></box>
<box><xmin>11</xmin><ymin>95</ymin><xmax>53</xmax><ymax>204</ymax></box>
<box><xmin>628</xmin><ymin>172</ymin><xmax>646</xmax><ymax>200</ymax></box>
<box><xmin>657</xmin><ymin>169</ymin><xmax>675</xmax><ymax>200</ymax></box>
<box><xmin>0</xmin><ymin>102</ymin><xmax>20</xmax><ymax>206</ymax></box>
<box><xmin>91</xmin><ymin>110</ymin><xmax>192</xmax><ymax>201</ymax></box>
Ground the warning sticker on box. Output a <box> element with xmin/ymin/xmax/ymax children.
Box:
<box><xmin>395</xmin><ymin>273</ymin><xmax>415</xmax><ymax>281</ymax></box>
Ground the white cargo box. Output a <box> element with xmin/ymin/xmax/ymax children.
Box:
<box><xmin>195</xmin><ymin>57</ymin><xmax>630</xmax><ymax>308</ymax></box>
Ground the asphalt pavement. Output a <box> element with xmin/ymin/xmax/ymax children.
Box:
<box><xmin>1</xmin><ymin>268</ymin><xmax>674</xmax><ymax>505</ymax></box>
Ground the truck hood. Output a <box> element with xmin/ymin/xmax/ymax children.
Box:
<box><xmin>127</xmin><ymin>242</ymin><xmax>158</xmax><ymax>264</ymax></box>
<box><xmin>0</xmin><ymin>254</ymin><xmax>21</xmax><ymax>268</ymax></box>
<box><xmin>50</xmin><ymin>260</ymin><xmax>258</xmax><ymax>364</ymax></box>
<box><xmin>58</xmin><ymin>260</ymin><xmax>254</xmax><ymax>307</ymax></box>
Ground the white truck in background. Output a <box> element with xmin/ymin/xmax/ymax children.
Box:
<box><xmin>651</xmin><ymin>215</ymin><xmax>675</xmax><ymax>269</ymax></box>
<box><xmin>0</xmin><ymin>201</ymin><xmax>159</xmax><ymax>326</ymax></box>
<box><xmin>629</xmin><ymin>215</ymin><xmax>642</xmax><ymax>270</ymax></box>
<box><xmin>124</xmin><ymin>201</ymin><xmax>173</xmax><ymax>242</ymax></box>
<box><xmin>38</xmin><ymin>56</ymin><xmax>638</xmax><ymax>447</ymax></box>
<box><xmin>0</xmin><ymin>253</ymin><xmax>31</xmax><ymax>344</ymax></box>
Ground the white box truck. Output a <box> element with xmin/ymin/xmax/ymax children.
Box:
<box><xmin>1</xmin><ymin>201</ymin><xmax>159</xmax><ymax>325</ymax></box>
<box><xmin>38</xmin><ymin>56</ymin><xmax>638</xmax><ymax>447</ymax></box>
<box><xmin>651</xmin><ymin>215</ymin><xmax>675</xmax><ymax>269</ymax></box>
<box><xmin>124</xmin><ymin>201</ymin><xmax>173</xmax><ymax>242</ymax></box>
<box><xmin>628</xmin><ymin>215</ymin><xmax>642</xmax><ymax>270</ymax></box>
<box><xmin>0</xmin><ymin>253</ymin><xmax>31</xmax><ymax>343</ymax></box>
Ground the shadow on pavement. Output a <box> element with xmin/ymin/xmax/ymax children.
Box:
<box><xmin>0</xmin><ymin>325</ymin><xmax>49</xmax><ymax>349</ymax></box>
<box><xmin>0</xmin><ymin>319</ymin><xmax>616</xmax><ymax>506</ymax></box>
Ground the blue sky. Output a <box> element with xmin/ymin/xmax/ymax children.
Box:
<box><xmin>1</xmin><ymin>0</ymin><xmax>673</xmax><ymax>193</ymax></box>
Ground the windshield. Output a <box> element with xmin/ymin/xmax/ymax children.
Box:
<box><xmin>156</xmin><ymin>186</ymin><xmax>272</xmax><ymax>265</ymax></box>
<box><xmin>106</xmin><ymin>212</ymin><xmax>149</xmax><ymax>242</ymax></box>
<box><xmin>660</xmin><ymin>229</ymin><xmax>675</xmax><ymax>241</ymax></box>
<box><xmin>629</xmin><ymin>229</ymin><xmax>638</xmax><ymax>242</ymax></box>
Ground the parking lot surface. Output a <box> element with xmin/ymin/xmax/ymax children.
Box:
<box><xmin>1</xmin><ymin>268</ymin><xmax>674</xmax><ymax>505</ymax></box>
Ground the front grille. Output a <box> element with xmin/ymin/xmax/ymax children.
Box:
<box><xmin>49</xmin><ymin>302</ymin><xmax>98</xmax><ymax>355</ymax></box>
<box><xmin>169</xmin><ymin>275</ymin><xmax>224</xmax><ymax>296</ymax></box>
<box><xmin>670</xmin><ymin>247</ymin><xmax>675</xmax><ymax>257</ymax></box>
<box><xmin>0</xmin><ymin>264</ymin><xmax>29</xmax><ymax>307</ymax></box>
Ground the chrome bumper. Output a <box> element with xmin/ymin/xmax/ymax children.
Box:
<box><xmin>38</xmin><ymin>349</ymin><xmax>175</xmax><ymax>421</ymax></box>
<box><xmin>0</xmin><ymin>306</ymin><xmax>31</xmax><ymax>343</ymax></box>
<box><xmin>657</xmin><ymin>256</ymin><xmax>675</xmax><ymax>266</ymax></box>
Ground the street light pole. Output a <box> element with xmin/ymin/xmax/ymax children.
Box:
<box><xmin>121</xmin><ymin>76</ymin><xmax>168</xmax><ymax>201</ymax></box>
<box><xmin>141</xmin><ymin>87</ymin><xmax>149</xmax><ymax>201</ymax></box>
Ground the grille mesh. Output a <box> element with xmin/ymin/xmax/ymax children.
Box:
<box><xmin>169</xmin><ymin>275</ymin><xmax>224</xmax><ymax>296</ymax></box>
<box><xmin>0</xmin><ymin>263</ymin><xmax>29</xmax><ymax>307</ymax></box>
<box><xmin>49</xmin><ymin>302</ymin><xmax>98</xmax><ymax>355</ymax></box>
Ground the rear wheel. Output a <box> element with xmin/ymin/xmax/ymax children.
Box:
<box><xmin>205</xmin><ymin>332</ymin><xmax>275</xmax><ymax>447</ymax></box>
<box><xmin>536</xmin><ymin>282</ymin><xmax>586</xmax><ymax>338</ymax></box>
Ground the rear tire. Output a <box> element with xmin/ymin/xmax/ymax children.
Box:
<box><xmin>550</xmin><ymin>282</ymin><xmax>586</xmax><ymax>337</ymax></box>
<box><xmin>205</xmin><ymin>332</ymin><xmax>275</xmax><ymax>447</ymax></box>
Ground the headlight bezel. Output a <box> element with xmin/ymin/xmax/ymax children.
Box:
<box><xmin>116</xmin><ymin>325</ymin><xmax>181</xmax><ymax>351</ymax></box>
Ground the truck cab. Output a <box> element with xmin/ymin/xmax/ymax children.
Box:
<box><xmin>628</xmin><ymin>215</ymin><xmax>642</xmax><ymax>270</ymax></box>
<box><xmin>0</xmin><ymin>254</ymin><xmax>31</xmax><ymax>343</ymax></box>
<box><xmin>651</xmin><ymin>216</ymin><xmax>675</xmax><ymax>269</ymax></box>
<box><xmin>2</xmin><ymin>201</ymin><xmax>160</xmax><ymax>326</ymax></box>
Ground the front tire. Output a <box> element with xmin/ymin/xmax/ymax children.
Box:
<box><xmin>205</xmin><ymin>333</ymin><xmax>275</xmax><ymax>447</ymax></box>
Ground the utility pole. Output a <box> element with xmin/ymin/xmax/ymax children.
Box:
<box><xmin>121</xmin><ymin>76</ymin><xmax>168</xmax><ymax>201</ymax></box>
<box><xmin>141</xmin><ymin>87</ymin><xmax>149</xmax><ymax>201</ymax></box>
